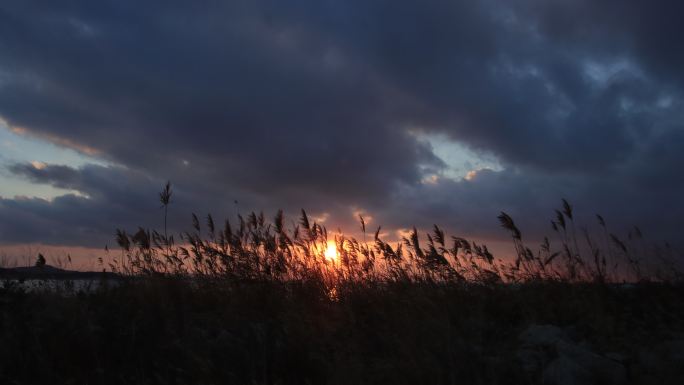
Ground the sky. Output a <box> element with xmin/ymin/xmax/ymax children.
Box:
<box><xmin>1</xmin><ymin>0</ymin><xmax>683</xmax><ymax>263</ymax></box>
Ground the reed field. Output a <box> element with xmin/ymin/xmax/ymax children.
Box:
<box><xmin>1</xmin><ymin>184</ymin><xmax>683</xmax><ymax>384</ymax></box>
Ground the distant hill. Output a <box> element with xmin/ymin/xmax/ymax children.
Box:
<box><xmin>0</xmin><ymin>265</ymin><xmax>120</xmax><ymax>280</ymax></box>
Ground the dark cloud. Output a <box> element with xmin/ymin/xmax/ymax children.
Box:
<box><xmin>1</xmin><ymin>163</ymin><xmax>167</xmax><ymax>246</ymax></box>
<box><xmin>0</xmin><ymin>1</ymin><xmax>682</xmax><ymax>251</ymax></box>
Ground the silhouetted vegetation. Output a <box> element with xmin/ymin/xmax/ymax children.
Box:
<box><xmin>107</xmin><ymin>188</ymin><xmax>681</xmax><ymax>285</ymax></box>
<box><xmin>34</xmin><ymin>253</ymin><xmax>45</xmax><ymax>268</ymax></box>
<box><xmin>1</xmin><ymin>184</ymin><xmax>682</xmax><ymax>384</ymax></box>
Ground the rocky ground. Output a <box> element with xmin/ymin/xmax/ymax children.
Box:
<box><xmin>517</xmin><ymin>324</ymin><xmax>684</xmax><ymax>384</ymax></box>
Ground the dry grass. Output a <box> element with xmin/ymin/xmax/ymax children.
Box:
<box><xmin>1</xmin><ymin>183</ymin><xmax>683</xmax><ymax>384</ymax></box>
<box><xmin>106</xmin><ymin>184</ymin><xmax>682</xmax><ymax>286</ymax></box>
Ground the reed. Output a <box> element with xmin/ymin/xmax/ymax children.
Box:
<box><xmin>107</xmin><ymin>184</ymin><xmax>682</xmax><ymax>286</ymax></box>
<box><xmin>2</xmin><ymin>184</ymin><xmax>682</xmax><ymax>384</ymax></box>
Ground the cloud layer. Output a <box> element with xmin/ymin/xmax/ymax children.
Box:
<box><xmin>1</xmin><ymin>0</ymin><xmax>683</xmax><ymax>250</ymax></box>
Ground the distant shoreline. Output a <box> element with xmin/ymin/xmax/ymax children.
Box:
<box><xmin>0</xmin><ymin>265</ymin><xmax>120</xmax><ymax>280</ymax></box>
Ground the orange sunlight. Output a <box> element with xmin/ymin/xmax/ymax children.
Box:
<box><xmin>324</xmin><ymin>241</ymin><xmax>338</xmax><ymax>261</ymax></box>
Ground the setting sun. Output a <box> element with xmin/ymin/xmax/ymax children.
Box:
<box><xmin>324</xmin><ymin>241</ymin><xmax>338</xmax><ymax>261</ymax></box>
<box><xmin>2</xmin><ymin>1</ymin><xmax>683</xmax><ymax>383</ymax></box>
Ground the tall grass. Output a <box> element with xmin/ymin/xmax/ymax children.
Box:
<box><xmin>108</xmin><ymin>184</ymin><xmax>682</xmax><ymax>287</ymax></box>
<box><xmin>2</xmin><ymin>183</ymin><xmax>683</xmax><ymax>384</ymax></box>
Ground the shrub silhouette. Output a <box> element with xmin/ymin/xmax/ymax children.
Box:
<box><xmin>34</xmin><ymin>253</ymin><xmax>46</xmax><ymax>268</ymax></box>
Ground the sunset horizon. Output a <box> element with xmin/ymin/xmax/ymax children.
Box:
<box><xmin>1</xmin><ymin>1</ymin><xmax>683</xmax><ymax>384</ymax></box>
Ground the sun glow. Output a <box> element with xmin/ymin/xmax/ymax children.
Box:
<box><xmin>324</xmin><ymin>241</ymin><xmax>338</xmax><ymax>261</ymax></box>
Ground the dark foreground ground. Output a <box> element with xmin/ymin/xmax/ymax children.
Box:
<box><xmin>1</xmin><ymin>277</ymin><xmax>683</xmax><ymax>385</ymax></box>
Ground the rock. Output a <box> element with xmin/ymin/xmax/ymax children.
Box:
<box><xmin>634</xmin><ymin>338</ymin><xmax>684</xmax><ymax>384</ymax></box>
<box><xmin>519</xmin><ymin>324</ymin><xmax>569</xmax><ymax>347</ymax></box>
<box><xmin>655</xmin><ymin>339</ymin><xmax>684</xmax><ymax>362</ymax></box>
<box><xmin>516</xmin><ymin>348</ymin><xmax>545</xmax><ymax>372</ymax></box>
<box><xmin>605</xmin><ymin>352</ymin><xmax>626</xmax><ymax>363</ymax></box>
<box><xmin>543</xmin><ymin>356</ymin><xmax>591</xmax><ymax>385</ymax></box>
<box><xmin>555</xmin><ymin>340</ymin><xmax>626</xmax><ymax>384</ymax></box>
<box><xmin>517</xmin><ymin>324</ymin><xmax>626</xmax><ymax>385</ymax></box>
